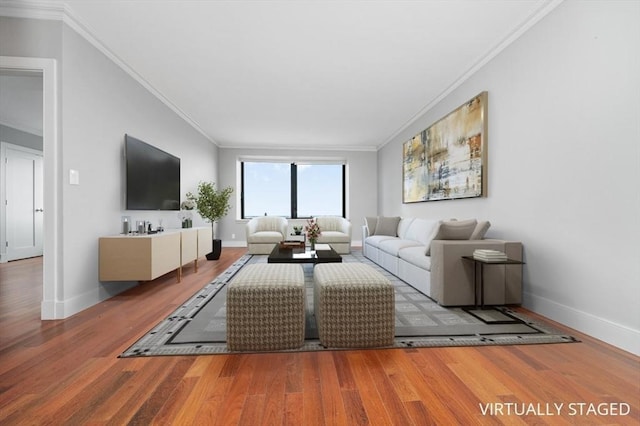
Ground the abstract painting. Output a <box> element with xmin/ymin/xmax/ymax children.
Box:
<box><xmin>403</xmin><ymin>91</ymin><xmax>488</xmax><ymax>203</ymax></box>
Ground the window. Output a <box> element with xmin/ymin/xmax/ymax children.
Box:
<box><xmin>296</xmin><ymin>164</ymin><xmax>343</xmax><ymax>217</ymax></box>
<box><xmin>241</xmin><ymin>161</ymin><xmax>345</xmax><ymax>219</ymax></box>
<box><xmin>242</xmin><ymin>162</ymin><xmax>291</xmax><ymax>217</ymax></box>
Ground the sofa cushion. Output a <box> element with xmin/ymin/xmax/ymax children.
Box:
<box><xmin>398</xmin><ymin>246</ymin><xmax>432</xmax><ymax>271</ymax></box>
<box><xmin>374</xmin><ymin>216</ymin><xmax>400</xmax><ymax>236</ymax></box>
<box><xmin>317</xmin><ymin>231</ymin><xmax>350</xmax><ymax>243</ymax></box>
<box><xmin>247</xmin><ymin>231</ymin><xmax>284</xmax><ymax>243</ymax></box>
<box><xmin>425</xmin><ymin>219</ymin><xmax>478</xmax><ymax>255</ymax></box>
<box><xmin>396</xmin><ymin>218</ymin><xmax>415</xmax><ymax>239</ymax></box>
<box><xmin>403</xmin><ymin>218</ymin><xmax>440</xmax><ymax>245</ymax></box>
<box><xmin>364</xmin><ymin>235</ymin><xmax>397</xmax><ymax>248</ymax></box>
<box><xmin>470</xmin><ymin>220</ymin><xmax>491</xmax><ymax>240</ymax></box>
<box><xmin>378</xmin><ymin>239</ymin><xmax>424</xmax><ymax>256</ymax></box>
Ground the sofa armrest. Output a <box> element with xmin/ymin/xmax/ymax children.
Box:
<box><xmin>246</xmin><ymin>220</ymin><xmax>257</xmax><ymax>235</ymax></box>
<box><xmin>340</xmin><ymin>218</ymin><xmax>352</xmax><ymax>237</ymax></box>
<box><xmin>430</xmin><ymin>239</ymin><xmax>523</xmax><ymax>306</ymax></box>
<box><xmin>362</xmin><ymin>224</ymin><xmax>370</xmax><ymax>239</ymax></box>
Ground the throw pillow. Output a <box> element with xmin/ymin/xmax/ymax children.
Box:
<box><xmin>470</xmin><ymin>220</ymin><xmax>491</xmax><ymax>240</ymax></box>
<box><xmin>426</xmin><ymin>219</ymin><xmax>477</xmax><ymax>255</ymax></box>
<box><xmin>373</xmin><ymin>216</ymin><xmax>400</xmax><ymax>236</ymax></box>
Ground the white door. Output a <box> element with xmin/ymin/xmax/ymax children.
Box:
<box><xmin>5</xmin><ymin>144</ymin><xmax>43</xmax><ymax>261</ymax></box>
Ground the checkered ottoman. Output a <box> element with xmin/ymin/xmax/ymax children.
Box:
<box><xmin>226</xmin><ymin>264</ymin><xmax>305</xmax><ymax>351</ymax></box>
<box><xmin>313</xmin><ymin>263</ymin><xmax>395</xmax><ymax>348</ymax></box>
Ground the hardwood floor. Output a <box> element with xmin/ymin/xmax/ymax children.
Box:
<box><xmin>0</xmin><ymin>250</ymin><xmax>638</xmax><ymax>425</ymax></box>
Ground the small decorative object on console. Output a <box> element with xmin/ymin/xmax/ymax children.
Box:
<box><xmin>180</xmin><ymin>200</ymin><xmax>196</xmax><ymax>228</ymax></box>
<box><xmin>121</xmin><ymin>216</ymin><xmax>131</xmax><ymax>234</ymax></box>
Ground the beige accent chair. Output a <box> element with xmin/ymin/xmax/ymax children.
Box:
<box><xmin>246</xmin><ymin>216</ymin><xmax>288</xmax><ymax>254</ymax></box>
<box><xmin>315</xmin><ymin>216</ymin><xmax>352</xmax><ymax>254</ymax></box>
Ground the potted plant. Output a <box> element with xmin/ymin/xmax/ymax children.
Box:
<box><xmin>186</xmin><ymin>181</ymin><xmax>233</xmax><ymax>260</ymax></box>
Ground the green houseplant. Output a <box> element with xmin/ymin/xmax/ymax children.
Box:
<box><xmin>186</xmin><ymin>181</ymin><xmax>233</xmax><ymax>260</ymax></box>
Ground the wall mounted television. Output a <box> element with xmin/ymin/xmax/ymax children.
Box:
<box><xmin>125</xmin><ymin>134</ymin><xmax>181</xmax><ymax>210</ymax></box>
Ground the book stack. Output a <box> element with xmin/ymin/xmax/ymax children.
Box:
<box><xmin>473</xmin><ymin>249</ymin><xmax>508</xmax><ymax>262</ymax></box>
<box><xmin>280</xmin><ymin>240</ymin><xmax>305</xmax><ymax>249</ymax></box>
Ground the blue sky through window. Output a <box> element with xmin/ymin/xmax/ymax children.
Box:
<box><xmin>297</xmin><ymin>164</ymin><xmax>342</xmax><ymax>217</ymax></box>
<box><xmin>244</xmin><ymin>162</ymin><xmax>290</xmax><ymax>217</ymax></box>
<box><xmin>243</xmin><ymin>162</ymin><xmax>343</xmax><ymax>218</ymax></box>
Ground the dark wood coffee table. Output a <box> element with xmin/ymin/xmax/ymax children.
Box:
<box><xmin>268</xmin><ymin>244</ymin><xmax>342</xmax><ymax>264</ymax></box>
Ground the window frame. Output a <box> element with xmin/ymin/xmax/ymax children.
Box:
<box><xmin>240</xmin><ymin>160</ymin><xmax>346</xmax><ymax>219</ymax></box>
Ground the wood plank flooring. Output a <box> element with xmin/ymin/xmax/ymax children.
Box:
<box><xmin>0</xmin><ymin>249</ymin><xmax>638</xmax><ymax>425</ymax></box>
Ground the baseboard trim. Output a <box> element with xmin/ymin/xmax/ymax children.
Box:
<box><xmin>42</xmin><ymin>282</ymin><xmax>138</xmax><ymax>319</ymax></box>
<box><xmin>41</xmin><ymin>299</ymin><xmax>63</xmax><ymax>320</ymax></box>
<box><xmin>222</xmin><ymin>240</ymin><xmax>247</xmax><ymax>248</ymax></box>
<box><xmin>523</xmin><ymin>291</ymin><xmax>639</xmax><ymax>356</ymax></box>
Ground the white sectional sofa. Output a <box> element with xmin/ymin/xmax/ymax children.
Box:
<box><xmin>362</xmin><ymin>216</ymin><xmax>523</xmax><ymax>306</ymax></box>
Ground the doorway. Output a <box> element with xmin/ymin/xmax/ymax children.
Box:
<box><xmin>1</xmin><ymin>56</ymin><xmax>60</xmax><ymax>320</ymax></box>
<box><xmin>1</xmin><ymin>67</ymin><xmax>45</xmax><ymax>263</ymax></box>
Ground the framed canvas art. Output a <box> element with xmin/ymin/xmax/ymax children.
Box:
<box><xmin>403</xmin><ymin>91</ymin><xmax>488</xmax><ymax>203</ymax></box>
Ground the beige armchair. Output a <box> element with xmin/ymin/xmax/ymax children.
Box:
<box><xmin>246</xmin><ymin>216</ymin><xmax>288</xmax><ymax>254</ymax></box>
<box><xmin>315</xmin><ymin>216</ymin><xmax>352</xmax><ymax>254</ymax></box>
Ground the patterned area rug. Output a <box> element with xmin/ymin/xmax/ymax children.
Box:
<box><xmin>120</xmin><ymin>252</ymin><xmax>577</xmax><ymax>357</ymax></box>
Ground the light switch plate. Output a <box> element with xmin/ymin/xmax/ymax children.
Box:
<box><xmin>69</xmin><ymin>169</ymin><xmax>80</xmax><ymax>185</ymax></box>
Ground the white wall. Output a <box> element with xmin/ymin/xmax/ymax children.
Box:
<box><xmin>1</xmin><ymin>17</ymin><xmax>219</xmax><ymax>317</ymax></box>
<box><xmin>217</xmin><ymin>147</ymin><xmax>377</xmax><ymax>246</ymax></box>
<box><xmin>59</xmin><ymin>23</ymin><xmax>219</xmax><ymax>315</ymax></box>
<box><xmin>378</xmin><ymin>1</ymin><xmax>640</xmax><ymax>354</ymax></box>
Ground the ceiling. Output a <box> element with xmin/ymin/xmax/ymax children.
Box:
<box><xmin>1</xmin><ymin>0</ymin><xmax>559</xmax><ymax>150</ymax></box>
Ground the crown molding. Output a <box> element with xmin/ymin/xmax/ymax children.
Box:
<box><xmin>0</xmin><ymin>0</ymin><xmax>219</xmax><ymax>146</ymax></box>
<box><xmin>0</xmin><ymin>0</ymin><xmax>66</xmax><ymax>20</ymax></box>
<box><xmin>0</xmin><ymin>119</ymin><xmax>43</xmax><ymax>137</ymax></box>
<box><xmin>378</xmin><ymin>0</ymin><xmax>564</xmax><ymax>150</ymax></box>
<box><xmin>218</xmin><ymin>142</ymin><xmax>378</xmax><ymax>153</ymax></box>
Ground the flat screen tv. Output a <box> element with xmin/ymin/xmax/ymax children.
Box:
<box><xmin>125</xmin><ymin>134</ymin><xmax>180</xmax><ymax>210</ymax></box>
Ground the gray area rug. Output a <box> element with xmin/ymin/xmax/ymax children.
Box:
<box><xmin>121</xmin><ymin>252</ymin><xmax>578</xmax><ymax>357</ymax></box>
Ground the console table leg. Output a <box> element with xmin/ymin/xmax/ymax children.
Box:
<box><xmin>479</xmin><ymin>263</ymin><xmax>485</xmax><ymax>309</ymax></box>
<box><xmin>474</xmin><ymin>263</ymin><xmax>479</xmax><ymax>309</ymax></box>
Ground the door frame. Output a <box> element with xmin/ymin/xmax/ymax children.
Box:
<box><xmin>1</xmin><ymin>56</ymin><xmax>60</xmax><ymax>320</ymax></box>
